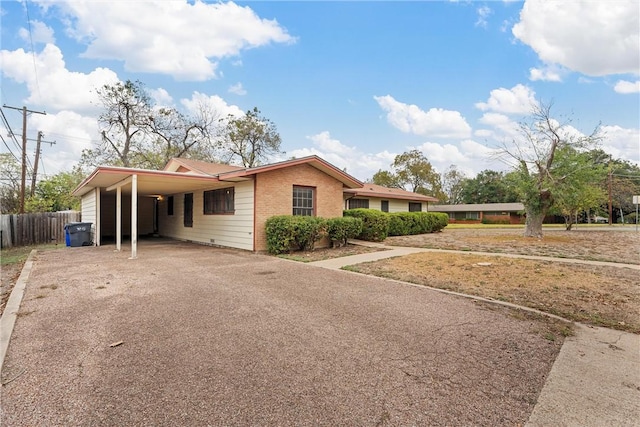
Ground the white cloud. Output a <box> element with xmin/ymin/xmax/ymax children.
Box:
<box><xmin>512</xmin><ymin>0</ymin><xmax>640</xmax><ymax>76</ymax></box>
<box><xmin>39</xmin><ymin>0</ymin><xmax>295</xmax><ymax>81</ymax></box>
<box><xmin>475</xmin><ymin>6</ymin><xmax>492</xmax><ymax>28</ymax></box>
<box><xmin>601</xmin><ymin>125</ymin><xmax>640</xmax><ymax>165</ymax></box>
<box><xmin>614</xmin><ymin>80</ymin><xmax>640</xmax><ymax>94</ymax></box>
<box><xmin>415</xmin><ymin>140</ymin><xmax>500</xmax><ymax>177</ymax></box>
<box><xmin>475</xmin><ymin>84</ymin><xmax>537</xmax><ymax>115</ymax></box>
<box><xmin>228</xmin><ymin>83</ymin><xmax>247</xmax><ymax>96</ymax></box>
<box><xmin>19</xmin><ymin>20</ymin><xmax>55</xmax><ymax>44</ymax></box>
<box><xmin>0</xmin><ymin>43</ymin><xmax>118</xmax><ymax>113</ymax></box>
<box><xmin>287</xmin><ymin>131</ymin><xmax>396</xmax><ymax>181</ymax></box>
<box><xmin>180</xmin><ymin>92</ymin><xmax>244</xmax><ymax>120</ymax></box>
<box><xmin>374</xmin><ymin>95</ymin><xmax>472</xmax><ymax>138</ymax></box>
<box><xmin>149</xmin><ymin>88</ymin><xmax>174</xmax><ymax>107</ymax></box>
<box><xmin>529</xmin><ymin>66</ymin><xmax>563</xmax><ymax>82</ymax></box>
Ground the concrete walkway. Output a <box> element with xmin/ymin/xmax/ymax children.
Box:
<box><xmin>310</xmin><ymin>242</ymin><xmax>640</xmax><ymax>427</ymax></box>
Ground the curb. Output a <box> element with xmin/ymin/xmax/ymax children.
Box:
<box><xmin>0</xmin><ymin>249</ymin><xmax>37</xmax><ymax>377</ymax></box>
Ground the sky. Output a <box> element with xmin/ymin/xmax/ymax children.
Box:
<box><xmin>1</xmin><ymin>0</ymin><xmax>639</xmax><ymax>184</ymax></box>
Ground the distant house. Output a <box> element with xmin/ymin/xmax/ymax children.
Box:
<box><xmin>344</xmin><ymin>183</ymin><xmax>438</xmax><ymax>213</ymax></box>
<box><xmin>430</xmin><ymin>203</ymin><xmax>525</xmax><ymax>224</ymax></box>
<box><xmin>73</xmin><ymin>156</ymin><xmax>439</xmax><ymax>257</ymax></box>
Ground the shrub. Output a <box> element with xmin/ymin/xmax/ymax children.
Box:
<box><xmin>482</xmin><ymin>217</ymin><xmax>510</xmax><ymax>225</ymax></box>
<box><xmin>387</xmin><ymin>214</ymin><xmax>409</xmax><ymax>236</ymax></box>
<box><xmin>326</xmin><ymin>216</ymin><xmax>363</xmax><ymax>247</ymax></box>
<box><xmin>265</xmin><ymin>215</ymin><xmax>327</xmax><ymax>254</ymax></box>
<box><xmin>265</xmin><ymin>215</ymin><xmax>297</xmax><ymax>254</ymax></box>
<box><xmin>343</xmin><ymin>209</ymin><xmax>389</xmax><ymax>242</ymax></box>
<box><xmin>292</xmin><ymin>216</ymin><xmax>326</xmax><ymax>251</ymax></box>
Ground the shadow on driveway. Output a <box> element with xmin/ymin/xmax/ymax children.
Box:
<box><xmin>1</xmin><ymin>240</ymin><xmax>563</xmax><ymax>426</ymax></box>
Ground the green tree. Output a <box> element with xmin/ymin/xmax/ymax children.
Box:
<box><xmin>392</xmin><ymin>150</ymin><xmax>445</xmax><ymax>199</ymax></box>
<box><xmin>0</xmin><ymin>153</ymin><xmax>22</xmax><ymax>214</ymax></box>
<box><xmin>370</xmin><ymin>169</ymin><xmax>403</xmax><ymax>188</ymax></box>
<box><xmin>500</xmin><ymin>102</ymin><xmax>602</xmax><ymax>237</ymax></box>
<box><xmin>25</xmin><ymin>170</ymin><xmax>84</xmax><ymax>212</ymax></box>
<box><xmin>549</xmin><ymin>146</ymin><xmax>607</xmax><ymax>230</ymax></box>
<box><xmin>219</xmin><ymin>107</ymin><xmax>282</xmax><ymax>167</ymax></box>
<box><xmin>459</xmin><ymin>170</ymin><xmax>519</xmax><ymax>204</ymax></box>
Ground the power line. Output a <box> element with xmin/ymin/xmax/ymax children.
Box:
<box><xmin>0</xmin><ymin>135</ymin><xmax>20</xmax><ymax>162</ymax></box>
<box><xmin>0</xmin><ymin>107</ymin><xmax>22</xmax><ymax>153</ymax></box>
<box><xmin>24</xmin><ymin>0</ymin><xmax>42</xmax><ymax>102</ymax></box>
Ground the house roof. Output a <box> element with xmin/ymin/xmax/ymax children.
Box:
<box><xmin>72</xmin><ymin>155</ymin><xmax>364</xmax><ymax>197</ymax></box>
<box><xmin>430</xmin><ymin>203</ymin><xmax>524</xmax><ymax>212</ymax></box>
<box><xmin>163</xmin><ymin>158</ymin><xmax>244</xmax><ymax>175</ymax></box>
<box><xmin>344</xmin><ymin>183</ymin><xmax>439</xmax><ymax>202</ymax></box>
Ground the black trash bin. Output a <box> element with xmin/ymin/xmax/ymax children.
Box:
<box><xmin>64</xmin><ymin>222</ymin><xmax>93</xmax><ymax>247</ymax></box>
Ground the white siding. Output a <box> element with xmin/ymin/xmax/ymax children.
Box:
<box><xmin>81</xmin><ymin>189</ymin><xmax>97</xmax><ymax>244</ymax></box>
<box><xmin>344</xmin><ymin>196</ymin><xmax>427</xmax><ymax>213</ymax></box>
<box><xmin>158</xmin><ymin>181</ymin><xmax>254</xmax><ymax>251</ymax></box>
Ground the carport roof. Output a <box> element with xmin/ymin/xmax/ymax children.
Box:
<box><xmin>72</xmin><ymin>155</ymin><xmax>364</xmax><ymax>197</ymax></box>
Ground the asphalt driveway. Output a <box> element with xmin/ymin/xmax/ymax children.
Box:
<box><xmin>0</xmin><ymin>240</ymin><xmax>562</xmax><ymax>426</ymax></box>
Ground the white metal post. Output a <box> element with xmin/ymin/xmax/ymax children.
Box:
<box><xmin>130</xmin><ymin>174</ymin><xmax>137</xmax><ymax>259</ymax></box>
<box><xmin>116</xmin><ymin>186</ymin><xmax>122</xmax><ymax>251</ymax></box>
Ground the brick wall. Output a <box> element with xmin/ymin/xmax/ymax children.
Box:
<box><xmin>254</xmin><ymin>163</ymin><xmax>345</xmax><ymax>251</ymax></box>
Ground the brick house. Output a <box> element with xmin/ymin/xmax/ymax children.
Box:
<box><xmin>73</xmin><ymin>156</ymin><xmax>439</xmax><ymax>257</ymax></box>
<box><xmin>430</xmin><ymin>203</ymin><xmax>525</xmax><ymax>224</ymax></box>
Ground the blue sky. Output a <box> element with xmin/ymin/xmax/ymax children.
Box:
<box><xmin>1</xmin><ymin>0</ymin><xmax>639</xmax><ymax>183</ymax></box>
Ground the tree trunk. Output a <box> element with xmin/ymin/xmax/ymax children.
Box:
<box><xmin>524</xmin><ymin>208</ymin><xmax>545</xmax><ymax>237</ymax></box>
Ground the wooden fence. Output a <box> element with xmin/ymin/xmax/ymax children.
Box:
<box><xmin>0</xmin><ymin>211</ymin><xmax>81</xmax><ymax>249</ymax></box>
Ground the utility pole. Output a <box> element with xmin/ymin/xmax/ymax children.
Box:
<box><xmin>608</xmin><ymin>156</ymin><xmax>613</xmax><ymax>226</ymax></box>
<box><xmin>30</xmin><ymin>131</ymin><xmax>56</xmax><ymax>196</ymax></box>
<box><xmin>3</xmin><ymin>105</ymin><xmax>46</xmax><ymax>213</ymax></box>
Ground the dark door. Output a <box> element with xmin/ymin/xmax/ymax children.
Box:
<box><xmin>184</xmin><ymin>193</ymin><xmax>193</xmax><ymax>227</ymax></box>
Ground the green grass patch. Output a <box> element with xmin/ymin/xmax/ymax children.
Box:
<box><xmin>1</xmin><ymin>243</ymin><xmax>59</xmax><ymax>266</ymax></box>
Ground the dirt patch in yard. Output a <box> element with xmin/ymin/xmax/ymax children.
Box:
<box><xmin>347</xmin><ymin>252</ymin><xmax>640</xmax><ymax>333</ymax></box>
<box><xmin>385</xmin><ymin>228</ymin><xmax>639</xmax><ymax>265</ymax></box>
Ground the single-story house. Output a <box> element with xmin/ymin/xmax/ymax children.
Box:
<box><xmin>344</xmin><ymin>183</ymin><xmax>438</xmax><ymax>212</ymax></box>
<box><xmin>72</xmin><ymin>156</ymin><xmax>438</xmax><ymax>257</ymax></box>
<box><xmin>430</xmin><ymin>203</ymin><xmax>525</xmax><ymax>224</ymax></box>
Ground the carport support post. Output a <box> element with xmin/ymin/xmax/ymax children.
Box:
<box><xmin>130</xmin><ymin>174</ymin><xmax>137</xmax><ymax>259</ymax></box>
<box><xmin>116</xmin><ymin>186</ymin><xmax>122</xmax><ymax>252</ymax></box>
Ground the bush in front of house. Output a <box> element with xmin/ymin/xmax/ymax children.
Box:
<box><xmin>343</xmin><ymin>208</ymin><xmax>389</xmax><ymax>242</ymax></box>
<box><xmin>265</xmin><ymin>215</ymin><xmax>327</xmax><ymax>254</ymax></box>
<box><xmin>326</xmin><ymin>216</ymin><xmax>363</xmax><ymax>247</ymax></box>
<box><xmin>265</xmin><ymin>215</ymin><xmax>298</xmax><ymax>254</ymax></box>
<box><xmin>388</xmin><ymin>212</ymin><xmax>449</xmax><ymax>236</ymax></box>
<box><xmin>292</xmin><ymin>216</ymin><xmax>326</xmax><ymax>251</ymax></box>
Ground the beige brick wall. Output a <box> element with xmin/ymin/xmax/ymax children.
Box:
<box><xmin>254</xmin><ymin>163</ymin><xmax>345</xmax><ymax>251</ymax></box>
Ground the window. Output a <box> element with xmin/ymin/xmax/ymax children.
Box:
<box><xmin>204</xmin><ymin>187</ymin><xmax>235</xmax><ymax>214</ymax></box>
<box><xmin>381</xmin><ymin>200</ymin><xmax>389</xmax><ymax>212</ymax></box>
<box><xmin>167</xmin><ymin>196</ymin><xmax>174</xmax><ymax>216</ymax></box>
<box><xmin>184</xmin><ymin>193</ymin><xmax>193</xmax><ymax>227</ymax></box>
<box><xmin>349</xmin><ymin>198</ymin><xmax>369</xmax><ymax>209</ymax></box>
<box><xmin>293</xmin><ymin>186</ymin><xmax>315</xmax><ymax>216</ymax></box>
<box><xmin>408</xmin><ymin>202</ymin><xmax>422</xmax><ymax>212</ymax></box>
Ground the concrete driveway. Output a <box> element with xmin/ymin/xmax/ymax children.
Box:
<box><xmin>0</xmin><ymin>240</ymin><xmax>562</xmax><ymax>426</ymax></box>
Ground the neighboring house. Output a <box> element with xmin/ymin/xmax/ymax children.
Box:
<box><xmin>72</xmin><ymin>156</ymin><xmax>439</xmax><ymax>257</ymax></box>
<box><xmin>344</xmin><ymin>183</ymin><xmax>438</xmax><ymax>213</ymax></box>
<box><xmin>430</xmin><ymin>203</ymin><xmax>525</xmax><ymax>224</ymax></box>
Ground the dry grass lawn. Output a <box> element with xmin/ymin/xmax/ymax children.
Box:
<box><xmin>347</xmin><ymin>228</ymin><xmax>640</xmax><ymax>333</ymax></box>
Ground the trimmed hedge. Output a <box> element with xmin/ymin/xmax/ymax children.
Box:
<box><xmin>387</xmin><ymin>212</ymin><xmax>449</xmax><ymax>236</ymax></box>
<box><xmin>326</xmin><ymin>216</ymin><xmax>363</xmax><ymax>247</ymax></box>
<box><xmin>343</xmin><ymin>208</ymin><xmax>389</xmax><ymax>242</ymax></box>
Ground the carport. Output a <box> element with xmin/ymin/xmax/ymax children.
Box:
<box><xmin>72</xmin><ymin>166</ymin><xmax>222</xmax><ymax>259</ymax></box>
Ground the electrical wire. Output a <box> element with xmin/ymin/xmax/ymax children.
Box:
<box><xmin>24</xmin><ymin>0</ymin><xmax>43</xmax><ymax>102</ymax></box>
<box><xmin>0</xmin><ymin>108</ymin><xmax>22</xmax><ymax>153</ymax></box>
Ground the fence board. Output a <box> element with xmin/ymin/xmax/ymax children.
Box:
<box><xmin>0</xmin><ymin>211</ymin><xmax>81</xmax><ymax>248</ymax></box>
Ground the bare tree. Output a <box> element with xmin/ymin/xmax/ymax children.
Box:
<box><xmin>497</xmin><ymin>101</ymin><xmax>602</xmax><ymax>237</ymax></box>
